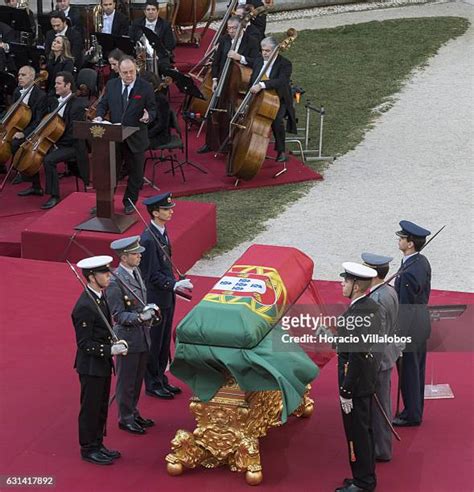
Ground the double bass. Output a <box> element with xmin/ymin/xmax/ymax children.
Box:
<box><xmin>227</xmin><ymin>29</ymin><xmax>297</xmax><ymax>181</ymax></box>
<box><xmin>171</xmin><ymin>0</ymin><xmax>216</xmax><ymax>46</ymax></box>
<box><xmin>12</xmin><ymin>94</ymin><xmax>73</xmax><ymax>177</ymax></box>
<box><xmin>0</xmin><ymin>74</ymin><xmax>46</xmax><ymax>165</ymax></box>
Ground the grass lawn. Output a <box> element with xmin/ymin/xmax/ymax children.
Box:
<box><xmin>181</xmin><ymin>16</ymin><xmax>469</xmax><ymax>256</ymax></box>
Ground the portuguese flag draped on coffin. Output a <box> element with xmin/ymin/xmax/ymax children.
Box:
<box><xmin>170</xmin><ymin>244</ymin><xmax>319</xmax><ymax>422</ymax></box>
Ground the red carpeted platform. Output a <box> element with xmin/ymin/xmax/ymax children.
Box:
<box><xmin>20</xmin><ymin>192</ymin><xmax>216</xmax><ymax>268</ymax></box>
<box><xmin>0</xmin><ymin>256</ymin><xmax>472</xmax><ymax>492</ymax></box>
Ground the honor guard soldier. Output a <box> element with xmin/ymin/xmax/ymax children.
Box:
<box><xmin>71</xmin><ymin>256</ymin><xmax>128</xmax><ymax>465</ymax></box>
<box><xmin>336</xmin><ymin>262</ymin><xmax>381</xmax><ymax>492</ymax></box>
<box><xmin>361</xmin><ymin>253</ymin><xmax>401</xmax><ymax>462</ymax></box>
<box><xmin>140</xmin><ymin>193</ymin><xmax>193</xmax><ymax>399</ymax></box>
<box><xmin>107</xmin><ymin>236</ymin><xmax>158</xmax><ymax>434</ymax></box>
<box><xmin>393</xmin><ymin>221</ymin><xmax>431</xmax><ymax>427</ymax></box>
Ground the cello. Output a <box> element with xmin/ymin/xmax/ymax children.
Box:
<box><xmin>0</xmin><ymin>74</ymin><xmax>46</xmax><ymax>165</ymax></box>
<box><xmin>227</xmin><ymin>29</ymin><xmax>297</xmax><ymax>181</ymax></box>
<box><xmin>12</xmin><ymin>94</ymin><xmax>73</xmax><ymax>177</ymax></box>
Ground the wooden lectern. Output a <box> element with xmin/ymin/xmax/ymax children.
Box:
<box><xmin>73</xmin><ymin>122</ymin><xmax>138</xmax><ymax>233</ymax></box>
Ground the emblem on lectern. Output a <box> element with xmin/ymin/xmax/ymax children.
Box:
<box><xmin>90</xmin><ymin>125</ymin><xmax>106</xmax><ymax>138</ymax></box>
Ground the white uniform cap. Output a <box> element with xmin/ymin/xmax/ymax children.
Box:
<box><xmin>77</xmin><ymin>255</ymin><xmax>113</xmax><ymax>272</ymax></box>
<box><xmin>340</xmin><ymin>262</ymin><xmax>377</xmax><ymax>280</ymax></box>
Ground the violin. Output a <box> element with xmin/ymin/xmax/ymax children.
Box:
<box><xmin>85</xmin><ymin>86</ymin><xmax>106</xmax><ymax>121</ymax></box>
<box><xmin>0</xmin><ymin>73</ymin><xmax>47</xmax><ymax>165</ymax></box>
<box><xmin>12</xmin><ymin>94</ymin><xmax>72</xmax><ymax>177</ymax></box>
<box><xmin>227</xmin><ymin>28</ymin><xmax>298</xmax><ymax>181</ymax></box>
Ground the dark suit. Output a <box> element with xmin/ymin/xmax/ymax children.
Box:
<box><xmin>139</xmin><ymin>224</ymin><xmax>176</xmax><ymax>392</ymax></box>
<box><xmin>43</xmin><ymin>95</ymin><xmax>88</xmax><ymax>198</ymax></box>
<box><xmin>337</xmin><ymin>296</ymin><xmax>381</xmax><ymax>492</ymax></box>
<box><xmin>250</xmin><ymin>55</ymin><xmax>297</xmax><ymax>153</ymax></box>
<box><xmin>0</xmin><ymin>21</ymin><xmax>18</xmax><ymax>73</ymax></box>
<box><xmin>368</xmin><ymin>284</ymin><xmax>400</xmax><ymax>461</ymax></box>
<box><xmin>395</xmin><ymin>253</ymin><xmax>431</xmax><ymax>424</ymax></box>
<box><xmin>106</xmin><ymin>265</ymin><xmax>151</xmax><ymax>425</ymax></box>
<box><xmin>71</xmin><ymin>289</ymin><xmax>114</xmax><ymax>454</ymax></box>
<box><xmin>130</xmin><ymin>17</ymin><xmax>176</xmax><ymax>72</ymax></box>
<box><xmin>109</xmin><ymin>10</ymin><xmax>130</xmax><ymax>36</ymax></box>
<box><xmin>45</xmin><ymin>26</ymin><xmax>84</xmax><ymax>69</ymax></box>
<box><xmin>10</xmin><ymin>85</ymin><xmax>48</xmax><ymax>189</ymax></box>
<box><xmin>65</xmin><ymin>5</ymin><xmax>83</xmax><ymax>31</ymax></box>
<box><xmin>246</xmin><ymin>0</ymin><xmax>266</xmax><ymax>39</ymax></box>
<box><xmin>96</xmin><ymin>76</ymin><xmax>157</xmax><ymax>206</ymax></box>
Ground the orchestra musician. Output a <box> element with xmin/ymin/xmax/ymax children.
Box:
<box><xmin>108</xmin><ymin>48</ymin><xmax>125</xmax><ymax>79</ymax></box>
<box><xmin>129</xmin><ymin>0</ymin><xmax>176</xmax><ymax>74</ymax></box>
<box><xmin>197</xmin><ymin>15</ymin><xmax>260</xmax><ymax>154</ymax></box>
<box><xmin>100</xmin><ymin>0</ymin><xmax>129</xmax><ymax>36</ymax></box>
<box><xmin>45</xmin><ymin>35</ymin><xmax>75</xmax><ymax>95</ymax></box>
<box><xmin>3</xmin><ymin>0</ymin><xmax>36</xmax><ymax>34</ymax></box>
<box><xmin>6</xmin><ymin>66</ymin><xmax>47</xmax><ymax>191</ymax></box>
<box><xmin>249</xmin><ymin>36</ymin><xmax>297</xmax><ymax>163</ymax></box>
<box><xmin>55</xmin><ymin>0</ymin><xmax>82</xmax><ymax>33</ymax></box>
<box><xmin>17</xmin><ymin>71</ymin><xmax>89</xmax><ymax>209</ymax></box>
<box><xmin>0</xmin><ymin>21</ymin><xmax>17</xmax><ymax>73</ymax></box>
<box><xmin>94</xmin><ymin>56</ymin><xmax>157</xmax><ymax>215</ymax></box>
<box><xmin>45</xmin><ymin>10</ymin><xmax>84</xmax><ymax>70</ymax></box>
<box><xmin>235</xmin><ymin>4</ymin><xmax>263</xmax><ymax>42</ymax></box>
<box><xmin>237</xmin><ymin>0</ymin><xmax>266</xmax><ymax>40</ymax></box>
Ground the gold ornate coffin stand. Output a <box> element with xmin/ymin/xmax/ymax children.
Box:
<box><xmin>165</xmin><ymin>380</ymin><xmax>314</xmax><ymax>485</ymax></box>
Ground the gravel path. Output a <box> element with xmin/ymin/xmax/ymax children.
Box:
<box><xmin>190</xmin><ymin>1</ymin><xmax>474</xmax><ymax>293</ymax></box>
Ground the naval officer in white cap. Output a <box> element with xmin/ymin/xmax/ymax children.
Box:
<box><xmin>71</xmin><ymin>256</ymin><xmax>128</xmax><ymax>465</ymax></box>
<box><xmin>336</xmin><ymin>262</ymin><xmax>381</xmax><ymax>492</ymax></box>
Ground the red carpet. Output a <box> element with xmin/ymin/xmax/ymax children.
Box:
<box><xmin>0</xmin><ymin>256</ymin><xmax>472</xmax><ymax>491</ymax></box>
<box><xmin>20</xmin><ymin>192</ymin><xmax>216</xmax><ymax>269</ymax></box>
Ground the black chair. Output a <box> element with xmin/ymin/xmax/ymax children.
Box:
<box><xmin>76</xmin><ymin>68</ymin><xmax>98</xmax><ymax>97</ymax></box>
<box><xmin>144</xmin><ymin>110</ymin><xmax>185</xmax><ymax>185</ymax></box>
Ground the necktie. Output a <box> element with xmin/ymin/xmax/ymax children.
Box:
<box><xmin>133</xmin><ymin>268</ymin><xmax>141</xmax><ymax>284</ymax></box>
<box><xmin>163</xmin><ymin>229</ymin><xmax>169</xmax><ymax>244</ymax></box>
<box><xmin>122</xmin><ymin>84</ymin><xmax>129</xmax><ymax>111</ymax></box>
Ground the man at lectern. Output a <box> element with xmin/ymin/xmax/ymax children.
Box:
<box><xmin>94</xmin><ymin>56</ymin><xmax>156</xmax><ymax>214</ymax></box>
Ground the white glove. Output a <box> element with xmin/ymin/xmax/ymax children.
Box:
<box><xmin>139</xmin><ymin>303</ymin><xmax>159</xmax><ymax>321</ymax></box>
<box><xmin>340</xmin><ymin>396</ymin><xmax>353</xmax><ymax>414</ymax></box>
<box><xmin>111</xmin><ymin>342</ymin><xmax>128</xmax><ymax>356</ymax></box>
<box><xmin>174</xmin><ymin>279</ymin><xmax>193</xmax><ymax>291</ymax></box>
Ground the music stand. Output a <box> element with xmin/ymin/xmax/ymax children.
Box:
<box><xmin>95</xmin><ymin>33</ymin><xmax>136</xmax><ymax>59</ymax></box>
<box><xmin>0</xmin><ymin>6</ymin><xmax>34</xmax><ymax>35</ymax></box>
<box><xmin>8</xmin><ymin>43</ymin><xmax>45</xmax><ymax>73</ymax></box>
<box><xmin>163</xmin><ymin>68</ymin><xmax>207</xmax><ymax>175</ymax></box>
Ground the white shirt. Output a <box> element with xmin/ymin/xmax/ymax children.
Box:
<box><xmin>259</xmin><ymin>58</ymin><xmax>276</xmax><ymax>88</ymax></box>
<box><xmin>120</xmin><ymin>264</ymin><xmax>136</xmax><ymax>277</ymax></box>
<box><xmin>151</xmin><ymin>220</ymin><xmax>166</xmax><ymax>236</ymax></box>
<box><xmin>87</xmin><ymin>285</ymin><xmax>102</xmax><ymax>298</ymax></box>
<box><xmin>121</xmin><ymin>79</ymin><xmax>135</xmax><ymax>99</ymax></box>
<box><xmin>19</xmin><ymin>86</ymin><xmax>33</xmax><ymax>106</ymax></box>
<box><xmin>102</xmin><ymin>10</ymin><xmax>115</xmax><ymax>34</ymax></box>
<box><xmin>145</xmin><ymin>19</ymin><xmax>157</xmax><ymax>31</ymax></box>
<box><xmin>57</xmin><ymin>94</ymin><xmax>70</xmax><ymax>117</ymax></box>
<box><xmin>56</xmin><ymin>26</ymin><xmax>68</xmax><ymax>37</ymax></box>
<box><xmin>64</xmin><ymin>6</ymin><xmax>70</xmax><ymax>18</ymax></box>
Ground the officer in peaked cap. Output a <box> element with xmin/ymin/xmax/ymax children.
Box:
<box><xmin>393</xmin><ymin>220</ymin><xmax>431</xmax><ymax>428</ymax></box>
<box><xmin>336</xmin><ymin>262</ymin><xmax>381</xmax><ymax>492</ymax></box>
<box><xmin>142</xmin><ymin>192</ymin><xmax>176</xmax><ymax>209</ymax></box>
<box><xmin>106</xmin><ymin>236</ymin><xmax>157</xmax><ymax>434</ymax></box>
<box><xmin>72</xmin><ymin>255</ymin><xmax>127</xmax><ymax>465</ymax></box>
<box><xmin>140</xmin><ymin>192</ymin><xmax>193</xmax><ymax>399</ymax></box>
<box><xmin>361</xmin><ymin>253</ymin><xmax>400</xmax><ymax>462</ymax></box>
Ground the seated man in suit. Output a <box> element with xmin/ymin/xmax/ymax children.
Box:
<box><xmin>100</xmin><ymin>0</ymin><xmax>129</xmax><ymax>37</ymax></box>
<box><xmin>18</xmin><ymin>71</ymin><xmax>88</xmax><ymax>209</ymax></box>
<box><xmin>129</xmin><ymin>0</ymin><xmax>176</xmax><ymax>74</ymax></box>
<box><xmin>94</xmin><ymin>56</ymin><xmax>157</xmax><ymax>214</ymax></box>
<box><xmin>45</xmin><ymin>10</ymin><xmax>84</xmax><ymax>70</ymax></box>
<box><xmin>6</xmin><ymin>66</ymin><xmax>47</xmax><ymax>191</ymax></box>
<box><xmin>249</xmin><ymin>36</ymin><xmax>297</xmax><ymax>162</ymax></box>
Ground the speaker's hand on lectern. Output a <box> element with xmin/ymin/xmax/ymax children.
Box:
<box><xmin>139</xmin><ymin>109</ymin><xmax>150</xmax><ymax>124</ymax></box>
<box><xmin>93</xmin><ymin>116</ymin><xmax>103</xmax><ymax>122</ymax></box>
